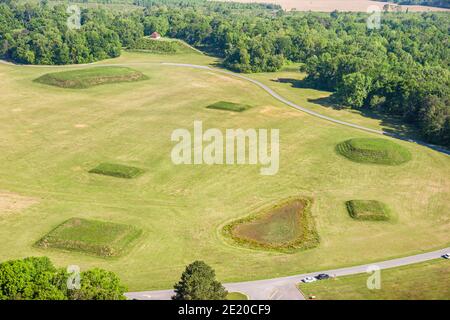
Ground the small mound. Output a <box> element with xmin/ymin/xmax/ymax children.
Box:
<box><xmin>34</xmin><ymin>67</ymin><xmax>148</xmax><ymax>89</ymax></box>
<box><xmin>206</xmin><ymin>101</ymin><xmax>252</xmax><ymax>112</ymax></box>
<box><xmin>346</xmin><ymin>200</ymin><xmax>391</xmax><ymax>221</ymax></box>
<box><xmin>223</xmin><ymin>198</ymin><xmax>319</xmax><ymax>253</ymax></box>
<box><xmin>128</xmin><ymin>37</ymin><xmax>196</xmax><ymax>54</ymax></box>
<box><xmin>336</xmin><ymin>138</ymin><xmax>411</xmax><ymax>165</ymax></box>
<box><xmin>89</xmin><ymin>163</ymin><xmax>145</xmax><ymax>179</ymax></box>
<box><xmin>35</xmin><ymin>218</ymin><xmax>142</xmax><ymax>257</ymax></box>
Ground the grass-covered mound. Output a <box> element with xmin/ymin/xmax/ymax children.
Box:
<box><xmin>36</xmin><ymin>218</ymin><xmax>142</xmax><ymax>257</ymax></box>
<box><xmin>336</xmin><ymin>138</ymin><xmax>411</xmax><ymax>165</ymax></box>
<box><xmin>223</xmin><ymin>198</ymin><xmax>319</xmax><ymax>253</ymax></box>
<box><xmin>128</xmin><ymin>37</ymin><xmax>195</xmax><ymax>54</ymax></box>
<box><xmin>34</xmin><ymin>67</ymin><xmax>148</xmax><ymax>89</ymax></box>
<box><xmin>206</xmin><ymin>101</ymin><xmax>252</xmax><ymax>112</ymax></box>
<box><xmin>89</xmin><ymin>163</ymin><xmax>145</xmax><ymax>179</ymax></box>
<box><xmin>346</xmin><ymin>200</ymin><xmax>391</xmax><ymax>221</ymax></box>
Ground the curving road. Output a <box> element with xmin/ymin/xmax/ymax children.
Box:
<box><xmin>126</xmin><ymin>247</ymin><xmax>450</xmax><ymax>300</ymax></box>
<box><xmin>162</xmin><ymin>63</ymin><xmax>450</xmax><ymax>155</ymax></box>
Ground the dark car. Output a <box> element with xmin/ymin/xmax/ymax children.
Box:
<box><xmin>315</xmin><ymin>274</ymin><xmax>330</xmax><ymax>280</ymax></box>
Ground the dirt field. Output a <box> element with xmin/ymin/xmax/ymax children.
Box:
<box><xmin>0</xmin><ymin>191</ymin><xmax>38</xmax><ymax>215</ymax></box>
<box><xmin>220</xmin><ymin>0</ymin><xmax>449</xmax><ymax>12</ymax></box>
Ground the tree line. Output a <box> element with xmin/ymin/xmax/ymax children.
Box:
<box><xmin>0</xmin><ymin>0</ymin><xmax>448</xmax><ymax>147</ymax></box>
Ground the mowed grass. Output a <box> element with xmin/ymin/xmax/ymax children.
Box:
<box><xmin>35</xmin><ymin>218</ymin><xmax>142</xmax><ymax>257</ymax></box>
<box><xmin>346</xmin><ymin>200</ymin><xmax>391</xmax><ymax>221</ymax></box>
<box><xmin>224</xmin><ymin>198</ymin><xmax>319</xmax><ymax>252</ymax></box>
<box><xmin>0</xmin><ymin>51</ymin><xmax>448</xmax><ymax>291</ymax></box>
<box><xmin>226</xmin><ymin>292</ymin><xmax>248</xmax><ymax>300</ymax></box>
<box><xmin>34</xmin><ymin>66</ymin><xmax>148</xmax><ymax>89</ymax></box>
<box><xmin>206</xmin><ymin>101</ymin><xmax>252</xmax><ymax>112</ymax></box>
<box><xmin>336</xmin><ymin>138</ymin><xmax>412</xmax><ymax>165</ymax></box>
<box><xmin>89</xmin><ymin>163</ymin><xmax>145</xmax><ymax>179</ymax></box>
<box><xmin>299</xmin><ymin>259</ymin><xmax>450</xmax><ymax>300</ymax></box>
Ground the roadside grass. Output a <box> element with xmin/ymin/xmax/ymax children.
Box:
<box><xmin>336</xmin><ymin>138</ymin><xmax>412</xmax><ymax>165</ymax></box>
<box><xmin>34</xmin><ymin>66</ymin><xmax>148</xmax><ymax>89</ymax></box>
<box><xmin>223</xmin><ymin>198</ymin><xmax>319</xmax><ymax>253</ymax></box>
<box><xmin>346</xmin><ymin>200</ymin><xmax>391</xmax><ymax>221</ymax></box>
<box><xmin>226</xmin><ymin>292</ymin><xmax>248</xmax><ymax>300</ymax></box>
<box><xmin>206</xmin><ymin>101</ymin><xmax>252</xmax><ymax>112</ymax></box>
<box><xmin>35</xmin><ymin>218</ymin><xmax>142</xmax><ymax>257</ymax></box>
<box><xmin>89</xmin><ymin>163</ymin><xmax>145</xmax><ymax>179</ymax></box>
<box><xmin>298</xmin><ymin>259</ymin><xmax>450</xmax><ymax>300</ymax></box>
<box><xmin>0</xmin><ymin>51</ymin><xmax>448</xmax><ymax>291</ymax></box>
<box><xmin>128</xmin><ymin>37</ymin><xmax>198</xmax><ymax>54</ymax></box>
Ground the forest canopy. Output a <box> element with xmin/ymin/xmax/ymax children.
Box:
<box><xmin>0</xmin><ymin>0</ymin><xmax>449</xmax><ymax>147</ymax></box>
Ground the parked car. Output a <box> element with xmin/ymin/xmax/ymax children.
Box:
<box><xmin>442</xmin><ymin>253</ymin><xmax>450</xmax><ymax>259</ymax></box>
<box><xmin>301</xmin><ymin>276</ymin><xmax>317</xmax><ymax>283</ymax></box>
<box><xmin>315</xmin><ymin>274</ymin><xmax>330</xmax><ymax>280</ymax></box>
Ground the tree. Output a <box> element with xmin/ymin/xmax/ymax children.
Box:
<box><xmin>67</xmin><ymin>269</ymin><xmax>127</xmax><ymax>300</ymax></box>
<box><xmin>172</xmin><ymin>261</ymin><xmax>227</xmax><ymax>300</ymax></box>
<box><xmin>0</xmin><ymin>257</ymin><xmax>126</xmax><ymax>300</ymax></box>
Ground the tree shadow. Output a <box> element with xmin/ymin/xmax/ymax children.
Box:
<box><xmin>271</xmin><ymin>77</ymin><xmax>316</xmax><ymax>89</ymax></box>
<box><xmin>308</xmin><ymin>96</ymin><xmax>420</xmax><ymax>140</ymax></box>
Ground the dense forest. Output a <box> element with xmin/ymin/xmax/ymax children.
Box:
<box><xmin>0</xmin><ymin>0</ymin><xmax>449</xmax><ymax>147</ymax></box>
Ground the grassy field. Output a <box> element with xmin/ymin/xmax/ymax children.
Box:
<box><xmin>346</xmin><ymin>200</ymin><xmax>391</xmax><ymax>221</ymax></box>
<box><xmin>226</xmin><ymin>292</ymin><xmax>248</xmax><ymax>300</ymax></box>
<box><xmin>0</xmin><ymin>50</ymin><xmax>449</xmax><ymax>291</ymax></box>
<box><xmin>336</xmin><ymin>138</ymin><xmax>412</xmax><ymax>165</ymax></box>
<box><xmin>36</xmin><ymin>218</ymin><xmax>142</xmax><ymax>257</ymax></box>
<box><xmin>34</xmin><ymin>67</ymin><xmax>148</xmax><ymax>89</ymax></box>
<box><xmin>299</xmin><ymin>259</ymin><xmax>450</xmax><ymax>300</ymax></box>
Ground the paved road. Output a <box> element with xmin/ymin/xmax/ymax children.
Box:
<box><xmin>162</xmin><ymin>63</ymin><xmax>450</xmax><ymax>155</ymax></box>
<box><xmin>126</xmin><ymin>247</ymin><xmax>449</xmax><ymax>300</ymax></box>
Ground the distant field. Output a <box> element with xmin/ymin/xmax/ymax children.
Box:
<box><xmin>220</xmin><ymin>0</ymin><xmax>450</xmax><ymax>12</ymax></box>
<box><xmin>299</xmin><ymin>259</ymin><xmax>450</xmax><ymax>300</ymax></box>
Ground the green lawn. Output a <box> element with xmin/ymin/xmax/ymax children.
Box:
<box><xmin>36</xmin><ymin>218</ymin><xmax>142</xmax><ymax>257</ymax></box>
<box><xmin>34</xmin><ymin>66</ymin><xmax>148</xmax><ymax>89</ymax></box>
<box><xmin>0</xmin><ymin>51</ymin><xmax>448</xmax><ymax>291</ymax></box>
<box><xmin>226</xmin><ymin>292</ymin><xmax>248</xmax><ymax>300</ymax></box>
<box><xmin>299</xmin><ymin>259</ymin><xmax>450</xmax><ymax>300</ymax></box>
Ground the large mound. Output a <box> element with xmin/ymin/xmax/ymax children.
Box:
<box><xmin>89</xmin><ymin>163</ymin><xmax>145</xmax><ymax>179</ymax></box>
<box><xmin>336</xmin><ymin>138</ymin><xmax>412</xmax><ymax>165</ymax></box>
<box><xmin>34</xmin><ymin>67</ymin><xmax>148</xmax><ymax>89</ymax></box>
<box><xmin>223</xmin><ymin>198</ymin><xmax>319</xmax><ymax>253</ymax></box>
<box><xmin>128</xmin><ymin>37</ymin><xmax>197</xmax><ymax>54</ymax></box>
<box><xmin>36</xmin><ymin>218</ymin><xmax>142</xmax><ymax>257</ymax></box>
<box><xmin>346</xmin><ymin>200</ymin><xmax>391</xmax><ymax>221</ymax></box>
<box><xmin>207</xmin><ymin>101</ymin><xmax>252</xmax><ymax>112</ymax></box>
